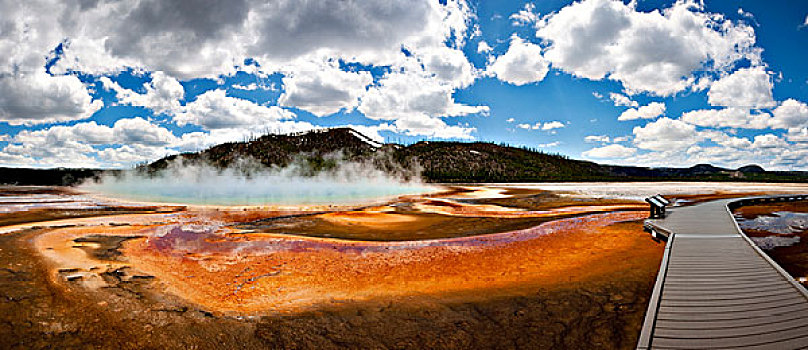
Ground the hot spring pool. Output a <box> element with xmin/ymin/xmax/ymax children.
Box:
<box><xmin>83</xmin><ymin>180</ymin><xmax>436</xmax><ymax>206</ymax></box>
<box><xmin>81</xmin><ymin>167</ymin><xmax>437</xmax><ymax>206</ymax></box>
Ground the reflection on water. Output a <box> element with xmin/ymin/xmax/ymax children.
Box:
<box><xmin>735</xmin><ymin>211</ymin><xmax>808</xmax><ymax>234</ymax></box>
<box><xmin>749</xmin><ymin>236</ymin><xmax>801</xmax><ymax>250</ymax></box>
<box><xmin>735</xmin><ymin>211</ymin><xmax>808</xmax><ymax>250</ymax></box>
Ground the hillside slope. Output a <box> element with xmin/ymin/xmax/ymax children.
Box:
<box><xmin>143</xmin><ymin>128</ymin><xmax>807</xmax><ymax>183</ymax></box>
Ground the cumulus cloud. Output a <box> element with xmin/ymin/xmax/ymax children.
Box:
<box><xmin>771</xmin><ymin>99</ymin><xmax>808</xmax><ymax>129</ymax></box>
<box><xmin>510</xmin><ymin>3</ymin><xmax>539</xmax><ymax>26</ymax></box>
<box><xmin>358</xmin><ymin>69</ymin><xmax>487</xmax><ymax>138</ymax></box>
<box><xmin>278</xmin><ymin>60</ymin><xmax>372</xmax><ymax>116</ymax></box>
<box><xmin>541</xmin><ymin>121</ymin><xmax>565</xmax><ymax>130</ymax></box>
<box><xmin>609</xmin><ymin>92</ymin><xmax>638</xmax><ymax>107</ymax></box>
<box><xmin>488</xmin><ymin>36</ymin><xmax>548</xmax><ymax>86</ymax></box>
<box><xmin>681</xmin><ymin>99</ymin><xmax>808</xmax><ymax>130</ymax></box>
<box><xmin>0</xmin><ymin>117</ymin><xmax>179</xmax><ymax>167</ymax></box>
<box><xmin>681</xmin><ymin>108</ymin><xmax>772</xmax><ymax>129</ymax></box>
<box><xmin>632</xmin><ymin>117</ymin><xmax>701</xmax><ymax>151</ymax></box>
<box><xmin>752</xmin><ymin>134</ymin><xmax>789</xmax><ymax>149</ymax></box>
<box><xmin>517</xmin><ymin>121</ymin><xmax>565</xmax><ymax>131</ymax></box>
<box><xmin>174</xmin><ymin>89</ymin><xmax>309</xmax><ymax>131</ymax></box>
<box><xmin>100</xmin><ymin>71</ymin><xmax>184</xmax><ymax>115</ymax></box>
<box><xmin>394</xmin><ymin>115</ymin><xmax>475</xmax><ymax>140</ymax></box>
<box><xmin>477</xmin><ymin>41</ymin><xmax>493</xmax><ymax>54</ymax></box>
<box><xmin>536</xmin><ymin>0</ymin><xmax>759</xmax><ymax>95</ymax></box>
<box><xmin>585</xmin><ymin>135</ymin><xmax>610</xmax><ymax>143</ymax></box>
<box><xmin>707</xmin><ymin>66</ymin><xmax>775</xmax><ymax>108</ymax></box>
<box><xmin>618</xmin><ymin>102</ymin><xmax>666</xmax><ymax>121</ymax></box>
<box><xmin>97</xmin><ymin>144</ymin><xmax>172</xmax><ymax>165</ymax></box>
<box><xmin>0</xmin><ymin>70</ymin><xmax>101</xmax><ymax>125</ymax></box>
<box><xmin>583</xmin><ymin>144</ymin><xmax>637</xmax><ymax>158</ymax></box>
<box><xmin>538</xmin><ymin>141</ymin><xmax>561</xmax><ymax>148</ymax></box>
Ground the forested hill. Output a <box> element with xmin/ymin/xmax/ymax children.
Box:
<box><xmin>144</xmin><ymin>128</ymin><xmax>808</xmax><ymax>183</ymax></box>
<box><xmin>2</xmin><ymin>128</ymin><xmax>807</xmax><ymax>185</ymax></box>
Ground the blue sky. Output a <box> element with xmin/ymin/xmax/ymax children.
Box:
<box><xmin>1</xmin><ymin>0</ymin><xmax>807</xmax><ymax>170</ymax></box>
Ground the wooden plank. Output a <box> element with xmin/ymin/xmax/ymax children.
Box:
<box><xmin>661</xmin><ymin>288</ymin><xmax>796</xmax><ymax>301</ymax></box>
<box><xmin>658</xmin><ymin>293</ymin><xmax>797</xmax><ymax>308</ymax></box>
<box><xmin>663</xmin><ymin>265</ymin><xmax>772</xmax><ymax>272</ymax></box>
<box><xmin>655</xmin><ymin>312</ymin><xmax>808</xmax><ymax>330</ymax></box>
<box><xmin>656</xmin><ymin>303</ymin><xmax>808</xmax><ymax>322</ymax></box>
<box><xmin>652</xmin><ymin>324</ymin><xmax>808</xmax><ymax>349</ymax></box>
<box><xmin>664</xmin><ymin>270</ymin><xmax>779</xmax><ymax>279</ymax></box>
<box><xmin>654</xmin><ymin>318</ymin><xmax>808</xmax><ymax>339</ymax></box>
<box><xmin>661</xmin><ymin>285</ymin><xmax>793</xmax><ymax>295</ymax></box>
<box><xmin>658</xmin><ymin>298</ymin><xmax>805</xmax><ymax>314</ymax></box>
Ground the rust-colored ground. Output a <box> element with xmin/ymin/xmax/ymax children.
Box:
<box><xmin>121</xmin><ymin>211</ymin><xmax>658</xmax><ymax>314</ymax></box>
<box><xmin>12</xmin><ymin>185</ymin><xmax>764</xmax><ymax>349</ymax></box>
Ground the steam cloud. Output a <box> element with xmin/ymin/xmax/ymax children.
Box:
<box><xmin>81</xmin><ymin>154</ymin><xmax>435</xmax><ymax>205</ymax></box>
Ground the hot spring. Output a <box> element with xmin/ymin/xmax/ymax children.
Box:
<box><xmin>81</xmin><ymin>161</ymin><xmax>437</xmax><ymax>206</ymax></box>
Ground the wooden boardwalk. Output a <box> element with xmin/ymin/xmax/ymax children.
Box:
<box><xmin>638</xmin><ymin>196</ymin><xmax>808</xmax><ymax>349</ymax></box>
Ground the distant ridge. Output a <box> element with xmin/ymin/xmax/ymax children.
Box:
<box><xmin>2</xmin><ymin>128</ymin><xmax>808</xmax><ymax>185</ymax></box>
<box><xmin>142</xmin><ymin>128</ymin><xmax>808</xmax><ymax>183</ymax></box>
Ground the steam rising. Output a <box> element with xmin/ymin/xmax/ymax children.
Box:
<box><xmin>82</xmin><ymin>155</ymin><xmax>435</xmax><ymax>206</ymax></box>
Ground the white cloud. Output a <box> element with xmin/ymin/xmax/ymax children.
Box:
<box><xmin>278</xmin><ymin>60</ymin><xmax>372</xmax><ymax>116</ymax></box>
<box><xmin>394</xmin><ymin>115</ymin><xmax>475</xmax><ymax>139</ymax></box>
<box><xmin>516</xmin><ymin>121</ymin><xmax>565</xmax><ymax>131</ymax></box>
<box><xmin>538</xmin><ymin>141</ymin><xmax>561</xmax><ymax>148</ymax></box>
<box><xmin>97</xmin><ymin>144</ymin><xmax>172</xmax><ymax>165</ymax></box>
<box><xmin>633</xmin><ymin>117</ymin><xmax>701</xmax><ymax>151</ymax></box>
<box><xmin>0</xmin><ymin>116</ymin><xmax>179</xmax><ymax>168</ymax></box>
<box><xmin>358</xmin><ymin>70</ymin><xmax>487</xmax><ymax>138</ymax></box>
<box><xmin>100</xmin><ymin>71</ymin><xmax>184</xmax><ymax>115</ymax></box>
<box><xmin>609</xmin><ymin>92</ymin><xmax>638</xmax><ymax>107</ymax></box>
<box><xmin>583</xmin><ymin>144</ymin><xmax>637</xmax><ymax>158</ymax></box>
<box><xmin>112</xmin><ymin>117</ymin><xmax>178</xmax><ymax>146</ymax></box>
<box><xmin>418</xmin><ymin>46</ymin><xmax>477</xmax><ymax>88</ymax></box>
<box><xmin>477</xmin><ymin>41</ymin><xmax>493</xmax><ymax>54</ymax></box>
<box><xmin>681</xmin><ymin>108</ymin><xmax>773</xmax><ymax>129</ymax></box>
<box><xmin>752</xmin><ymin>134</ymin><xmax>788</xmax><ymax>149</ymax></box>
<box><xmin>786</xmin><ymin>127</ymin><xmax>808</xmax><ymax>142</ymax></box>
<box><xmin>700</xmin><ymin>129</ymin><xmax>752</xmax><ymax>149</ymax></box>
<box><xmin>488</xmin><ymin>36</ymin><xmax>548</xmax><ymax>86</ymax></box>
<box><xmin>681</xmin><ymin>99</ymin><xmax>808</xmax><ymax>130</ymax></box>
<box><xmin>536</xmin><ymin>0</ymin><xmax>759</xmax><ymax>96</ymax></box>
<box><xmin>707</xmin><ymin>66</ymin><xmax>775</xmax><ymax>108</ymax></box>
<box><xmin>585</xmin><ymin>135</ymin><xmax>610</xmax><ymax>143</ymax></box>
<box><xmin>0</xmin><ymin>70</ymin><xmax>101</xmax><ymax>125</ymax></box>
<box><xmin>737</xmin><ymin>8</ymin><xmax>754</xmax><ymax>20</ymax></box>
<box><xmin>618</xmin><ymin>102</ymin><xmax>666</xmax><ymax>121</ymax></box>
<box><xmin>174</xmin><ymin>89</ymin><xmax>310</xmax><ymax>132</ymax></box>
<box><xmin>232</xmin><ymin>83</ymin><xmax>270</xmax><ymax>91</ymax></box>
<box><xmin>542</xmin><ymin>121</ymin><xmax>565</xmax><ymax>130</ymax></box>
<box><xmin>771</xmin><ymin>99</ymin><xmax>808</xmax><ymax>129</ymax></box>
<box><xmin>510</xmin><ymin>3</ymin><xmax>539</xmax><ymax>26</ymax></box>
<box><xmin>506</xmin><ymin>117</ymin><xmax>515</xmax><ymax>123</ymax></box>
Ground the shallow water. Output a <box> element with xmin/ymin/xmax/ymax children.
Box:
<box><xmin>734</xmin><ymin>211</ymin><xmax>808</xmax><ymax>235</ymax></box>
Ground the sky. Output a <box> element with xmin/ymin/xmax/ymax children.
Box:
<box><xmin>1</xmin><ymin>0</ymin><xmax>808</xmax><ymax>170</ymax></box>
